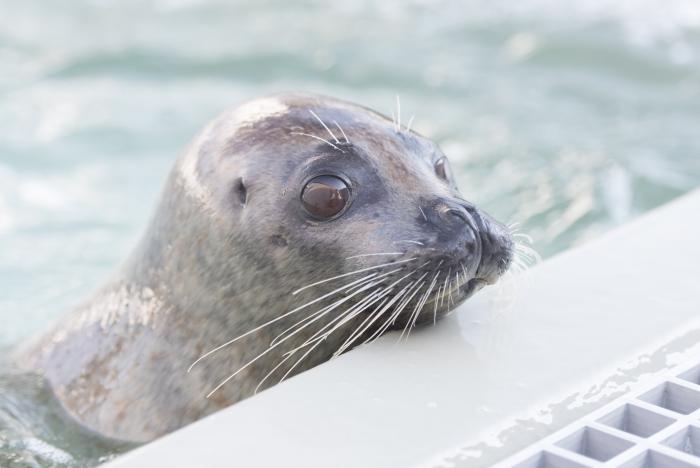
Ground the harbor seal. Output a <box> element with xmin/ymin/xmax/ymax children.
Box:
<box><xmin>15</xmin><ymin>92</ymin><xmax>514</xmax><ymax>443</ymax></box>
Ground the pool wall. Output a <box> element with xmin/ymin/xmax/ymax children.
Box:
<box><xmin>106</xmin><ymin>189</ymin><xmax>700</xmax><ymax>468</ymax></box>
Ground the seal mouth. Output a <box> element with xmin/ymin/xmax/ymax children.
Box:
<box><xmin>408</xmin><ymin>268</ymin><xmax>490</xmax><ymax>315</ymax></box>
<box><xmin>421</xmin><ymin>275</ymin><xmax>487</xmax><ymax>309</ymax></box>
<box><xmin>464</xmin><ymin>277</ymin><xmax>489</xmax><ymax>293</ymax></box>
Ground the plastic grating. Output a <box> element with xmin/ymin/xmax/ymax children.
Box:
<box><xmin>496</xmin><ymin>361</ymin><xmax>700</xmax><ymax>467</ymax></box>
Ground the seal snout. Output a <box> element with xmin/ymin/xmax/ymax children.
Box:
<box><xmin>429</xmin><ymin>197</ymin><xmax>513</xmax><ymax>286</ymax></box>
<box><xmin>473</xmin><ymin>211</ymin><xmax>514</xmax><ymax>285</ymax></box>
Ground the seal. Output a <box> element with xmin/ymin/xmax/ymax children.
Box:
<box><xmin>15</xmin><ymin>92</ymin><xmax>514</xmax><ymax>443</ymax></box>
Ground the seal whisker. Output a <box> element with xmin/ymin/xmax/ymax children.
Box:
<box><xmin>364</xmin><ymin>280</ymin><xmax>418</xmax><ymax>343</ymax></box>
<box><xmin>511</xmin><ymin>258</ymin><xmax>525</xmax><ymax>275</ymax></box>
<box><xmin>399</xmin><ymin>273</ymin><xmax>434</xmax><ymax>342</ymax></box>
<box><xmin>364</xmin><ymin>276</ymin><xmax>426</xmax><ymax>344</ymax></box>
<box><xmin>345</xmin><ymin>252</ymin><xmax>404</xmax><ymax>260</ymax></box>
<box><xmin>446</xmin><ymin>269</ymin><xmax>454</xmax><ymax>303</ymax></box>
<box><xmin>405</xmin><ymin>114</ymin><xmax>415</xmax><ymax>133</ymax></box>
<box><xmin>513</xmin><ymin>253</ymin><xmax>526</xmax><ymax>268</ymax></box>
<box><xmin>513</xmin><ymin>241</ymin><xmax>540</xmax><ymax>267</ymax></box>
<box><xmin>254</xmin><ymin>352</ymin><xmax>294</xmax><ymax>394</ymax></box>
<box><xmin>393</xmin><ymin>239</ymin><xmax>424</xmax><ymax>246</ymax></box>
<box><xmin>434</xmin><ymin>283</ymin><xmax>443</xmax><ymax>322</ymax></box>
<box><xmin>406</xmin><ymin>270</ymin><xmax>439</xmax><ymax>341</ymax></box>
<box><xmin>334</xmin><ymin>296</ymin><xmax>395</xmax><ymax>356</ymax></box>
<box><xmin>450</xmin><ymin>271</ymin><xmax>459</xmax><ymax>306</ymax></box>
<box><xmin>279</xmin><ymin>291</ymin><xmax>382</xmax><ymax>384</ymax></box>
<box><xmin>312</xmin><ymin>295</ymin><xmax>387</xmax><ymax>349</ymax></box>
<box><xmin>332</xmin><ymin>120</ymin><xmax>350</xmax><ymax>144</ymax></box>
<box><xmin>388</xmin><ymin>271</ymin><xmax>430</xmax><ymax>328</ymax></box>
<box><xmin>270</xmin><ymin>300</ymin><xmax>354</xmax><ymax>349</ymax></box>
<box><xmin>215</xmin><ymin>293</ymin><xmax>370</xmax><ymax>398</ymax></box>
<box><xmin>308</xmin><ymin>110</ymin><xmax>340</xmax><ymax>144</ymax></box>
<box><xmin>343</xmin><ymin>267</ymin><xmax>404</xmax><ymax>294</ymax></box>
<box><xmin>515</xmin><ymin>253</ymin><xmax>536</xmax><ymax>268</ymax></box>
<box><xmin>286</xmin><ymin>302</ymin><xmax>375</xmax><ymax>357</ymax></box>
<box><xmin>515</xmin><ymin>243</ymin><xmax>540</xmax><ymax>263</ymax></box>
<box><xmin>189</xmin><ymin>272</ymin><xmax>380</xmax><ymax>371</ymax></box>
<box><xmin>277</xmin><ymin>288</ymin><xmax>388</xmax><ymax>387</ymax></box>
<box><xmin>287</xmin><ymin>288</ymin><xmax>389</xmax><ymax>355</ymax></box>
<box><xmin>290</xmin><ymin>132</ymin><xmax>344</xmax><ymax>153</ymax></box>
<box><xmin>441</xmin><ymin>268</ymin><xmax>451</xmax><ymax>308</ymax></box>
<box><xmin>292</xmin><ymin>287</ymin><xmax>388</xmax><ymax>350</ymax></box>
<box><xmin>270</xmin><ymin>279</ymin><xmax>382</xmax><ymax>347</ymax></box>
<box><xmin>395</xmin><ymin>95</ymin><xmax>401</xmax><ymax>132</ymax></box>
<box><xmin>292</xmin><ymin>257</ymin><xmax>417</xmax><ymax>295</ymax></box>
<box><xmin>278</xmin><ymin>336</ymin><xmax>327</xmax><ymax>385</ymax></box>
<box><xmin>333</xmin><ymin>267</ymin><xmax>420</xmax><ymax>355</ymax></box>
<box><xmin>206</xmin><ymin>283</ymin><xmax>383</xmax><ymax>398</ymax></box>
<box><xmin>205</xmin><ymin>343</ymin><xmax>277</xmax><ymax>398</ymax></box>
<box><xmin>418</xmin><ymin>274</ymin><xmax>439</xmax><ymax>324</ymax></box>
<box><xmin>418</xmin><ymin>206</ymin><xmax>428</xmax><ymax>222</ymax></box>
<box><xmin>434</xmin><ymin>274</ymin><xmax>444</xmax><ymax>325</ymax></box>
<box><xmin>445</xmin><ymin>274</ymin><xmax>455</xmax><ymax>314</ymax></box>
<box><xmin>512</xmin><ymin>232</ymin><xmax>534</xmax><ymax>244</ymax></box>
<box><xmin>321</xmin><ymin>293</ymin><xmax>392</xmax><ymax>350</ymax></box>
<box><xmin>333</xmin><ymin>295</ymin><xmax>395</xmax><ymax>357</ymax></box>
<box><xmin>513</xmin><ymin>255</ymin><xmax>530</xmax><ymax>274</ymax></box>
<box><xmin>399</xmin><ymin>284</ymin><xmax>427</xmax><ymax>341</ymax></box>
<box><xmin>517</xmin><ymin>242</ymin><xmax>532</xmax><ymax>255</ymax></box>
<box><xmin>402</xmin><ymin>281</ymin><xmax>430</xmax><ymax>333</ymax></box>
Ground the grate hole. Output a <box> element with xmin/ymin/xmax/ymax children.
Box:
<box><xmin>597</xmin><ymin>403</ymin><xmax>677</xmax><ymax>438</ymax></box>
<box><xmin>512</xmin><ymin>451</ymin><xmax>593</xmax><ymax>468</ymax></box>
<box><xmin>662</xmin><ymin>426</ymin><xmax>700</xmax><ymax>458</ymax></box>
<box><xmin>678</xmin><ymin>365</ymin><xmax>700</xmax><ymax>387</ymax></box>
<box><xmin>620</xmin><ymin>450</ymin><xmax>700</xmax><ymax>468</ymax></box>
<box><xmin>555</xmin><ymin>426</ymin><xmax>634</xmax><ymax>462</ymax></box>
<box><xmin>639</xmin><ymin>382</ymin><xmax>700</xmax><ymax>415</ymax></box>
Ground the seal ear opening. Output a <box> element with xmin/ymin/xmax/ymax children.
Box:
<box><xmin>234</xmin><ymin>177</ymin><xmax>247</xmax><ymax>206</ymax></box>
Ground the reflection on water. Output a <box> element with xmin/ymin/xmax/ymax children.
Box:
<box><xmin>1</xmin><ymin>0</ymin><xmax>699</xmax><ymax>465</ymax></box>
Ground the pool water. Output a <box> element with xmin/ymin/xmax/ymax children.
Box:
<box><xmin>0</xmin><ymin>362</ymin><xmax>135</xmax><ymax>467</ymax></box>
<box><xmin>1</xmin><ymin>0</ymin><xmax>699</xmax><ymax>465</ymax></box>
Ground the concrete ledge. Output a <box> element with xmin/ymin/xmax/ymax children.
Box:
<box><xmin>107</xmin><ymin>189</ymin><xmax>700</xmax><ymax>468</ymax></box>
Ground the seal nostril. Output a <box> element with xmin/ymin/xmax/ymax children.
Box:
<box><xmin>464</xmin><ymin>238</ymin><xmax>477</xmax><ymax>255</ymax></box>
<box><xmin>233</xmin><ymin>177</ymin><xmax>247</xmax><ymax>206</ymax></box>
<box><xmin>446</xmin><ymin>208</ymin><xmax>469</xmax><ymax>225</ymax></box>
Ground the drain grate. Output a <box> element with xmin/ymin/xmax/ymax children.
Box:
<box><xmin>496</xmin><ymin>362</ymin><xmax>700</xmax><ymax>467</ymax></box>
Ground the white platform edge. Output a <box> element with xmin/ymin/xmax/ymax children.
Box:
<box><xmin>106</xmin><ymin>188</ymin><xmax>700</xmax><ymax>468</ymax></box>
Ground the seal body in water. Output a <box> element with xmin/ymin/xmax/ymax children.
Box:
<box><xmin>15</xmin><ymin>92</ymin><xmax>513</xmax><ymax>443</ymax></box>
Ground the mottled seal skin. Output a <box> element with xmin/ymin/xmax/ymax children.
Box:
<box><xmin>14</xmin><ymin>92</ymin><xmax>513</xmax><ymax>443</ymax></box>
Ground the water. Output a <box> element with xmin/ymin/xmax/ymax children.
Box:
<box><xmin>1</xmin><ymin>0</ymin><xmax>699</xmax><ymax>465</ymax></box>
<box><xmin>0</xmin><ymin>359</ymin><xmax>135</xmax><ymax>467</ymax></box>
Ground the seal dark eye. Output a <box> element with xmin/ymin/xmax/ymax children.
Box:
<box><xmin>434</xmin><ymin>157</ymin><xmax>453</xmax><ymax>182</ymax></box>
<box><xmin>301</xmin><ymin>175</ymin><xmax>350</xmax><ymax>220</ymax></box>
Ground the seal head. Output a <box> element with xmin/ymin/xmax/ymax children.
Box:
<box><xmin>18</xmin><ymin>92</ymin><xmax>512</xmax><ymax>442</ymax></box>
<box><xmin>195</xmin><ymin>92</ymin><xmax>512</xmax><ymax>323</ymax></box>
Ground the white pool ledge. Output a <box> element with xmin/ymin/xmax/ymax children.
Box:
<box><xmin>107</xmin><ymin>189</ymin><xmax>700</xmax><ymax>468</ymax></box>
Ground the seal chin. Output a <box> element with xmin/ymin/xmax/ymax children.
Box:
<box><xmin>450</xmin><ymin>277</ymin><xmax>488</xmax><ymax>305</ymax></box>
<box><xmin>472</xmin><ymin>213</ymin><xmax>514</xmax><ymax>286</ymax></box>
<box><xmin>464</xmin><ymin>277</ymin><xmax>488</xmax><ymax>294</ymax></box>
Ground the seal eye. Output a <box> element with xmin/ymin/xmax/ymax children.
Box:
<box><xmin>301</xmin><ymin>175</ymin><xmax>350</xmax><ymax>220</ymax></box>
<box><xmin>434</xmin><ymin>157</ymin><xmax>453</xmax><ymax>182</ymax></box>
